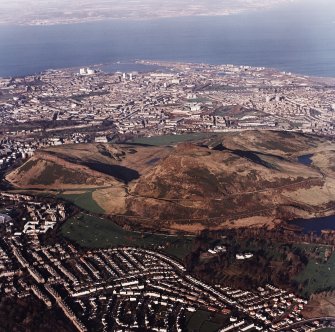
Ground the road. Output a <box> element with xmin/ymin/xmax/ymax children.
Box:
<box><xmin>286</xmin><ymin>316</ymin><xmax>335</xmax><ymax>330</ymax></box>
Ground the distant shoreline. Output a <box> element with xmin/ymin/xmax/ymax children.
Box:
<box><xmin>0</xmin><ymin>1</ymin><xmax>291</xmax><ymax>27</ymax></box>
<box><xmin>1</xmin><ymin>60</ymin><xmax>335</xmax><ymax>82</ymax></box>
<box><xmin>1</xmin><ymin>12</ymin><xmax>334</xmax><ymax>78</ymax></box>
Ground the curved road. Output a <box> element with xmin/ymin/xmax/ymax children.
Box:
<box><xmin>286</xmin><ymin>316</ymin><xmax>335</xmax><ymax>330</ymax></box>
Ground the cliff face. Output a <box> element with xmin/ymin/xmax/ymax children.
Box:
<box><xmin>5</xmin><ymin>144</ymin><xmax>124</xmax><ymax>189</ymax></box>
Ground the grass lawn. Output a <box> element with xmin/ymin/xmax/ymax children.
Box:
<box><xmin>129</xmin><ymin>133</ymin><xmax>214</xmax><ymax>146</ymax></box>
<box><xmin>221</xmin><ymin>237</ymin><xmax>335</xmax><ymax>297</ymax></box>
<box><xmin>58</xmin><ymin>191</ymin><xmax>106</xmax><ymax>214</ymax></box>
<box><xmin>185</xmin><ymin>310</ymin><xmax>229</xmax><ymax>331</ymax></box>
<box><xmin>186</xmin><ymin>310</ymin><xmax>211</xmax><ymax>331</ymax></box>
<box><xmin>294</xmin><ymin>251</ymin><xmax>335</xmax><ymax>297</ymax></box>
<box><xmin>61</xmin><ymin>213</ymin><xmax>194</xmax><ymax>260</ymax></box>
<box><xmin>164</xmin><ymin>240</ymin><xmax>194</xmax><ymax>260</ymax></box>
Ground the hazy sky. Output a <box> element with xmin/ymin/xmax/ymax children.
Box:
<box><xmin>0</xmin><ymin>0</ymin><xmax>299</xmax><ymax>25</ymax></box>
<box><xmin>0</xmin><ymin>0</ymin><xmax>334</xmax><ymax>26</ymax></box>
<box><xmin>0</xmin><ymin>0</ymin><xmax>292</xmax><ymax>10</ymax></box>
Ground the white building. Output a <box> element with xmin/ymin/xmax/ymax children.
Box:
<box><xmin>79</xmin><ymin>68</ymin><xmax>95</xmax><ymax>76</ymax></box>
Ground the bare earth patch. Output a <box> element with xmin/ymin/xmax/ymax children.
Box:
<box><xmin>169</xmin><ymin>223</ymin><xmax>207</xmax><ymax>233</ymax></box>
<box><xmin>225</xmin><ymin>216</ymin><xmax>276</xmax><ymax>229</ymax></box>
<box><xmin>92</xmin><ymin>187</ymin><xmax>127</xmax><ymax>214</ymax></box>
<box><xmin>282</xmin><ymin>179</ymin><xmax>335</xmax><ymax>206</ymax></box>
<box><xmin>302</xmin><ymin>293</ymin><xmax>335</xmax><ymax>318</ymax></box>
<box><xmin>61</xmin><ymin>190</ymin><xmax>88</xmax><ymax>195</ymax></box>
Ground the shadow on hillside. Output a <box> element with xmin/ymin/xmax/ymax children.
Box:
<box><xmin>84</xmin><ymin>162</ymin><xmax>140</xmax><ymax>183</ymax></box>
<box><xmin>213</xmin><ymin>143</ymin><xmax>279</xmax><ymax>169</ymax></box>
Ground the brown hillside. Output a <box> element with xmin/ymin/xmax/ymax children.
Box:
<box><xmin>126</xmin><ymin>140</ymin><xmax>330</xmax><ymax>229</ymax></box>
<box><xmin>6</xmin><ymin>131</ymin><xmax>335</xmax><ymax>232</ymax></box>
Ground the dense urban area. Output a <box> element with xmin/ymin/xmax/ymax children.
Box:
<box><xmin>1</xmin><ymin>61</ymin><xmax>335</xmax><ymax>144</ymax></box>
<box><xmin>0</xmin><ymin>62</ymin><xmax>335</xmax><ymax>331</ymax></box>
<box><xmin>0</xmin><ymin>193</ymin><xmax>334</xmax><ymax>331</ymax></box>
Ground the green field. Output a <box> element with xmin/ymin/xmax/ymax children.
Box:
<box><xmin>61</xmin><ymin>213</ymin><xmax>194</xmax><ymax>260</ymax></box>
<box><xmin>58</xmin><ymin>191</ymin><xmax>105</xmax><ymax>214</ymax></box>
<box><xmin>294</xmin><ymin>250</ymin><xmax>335</xmax><ymax>297</ymax></box>
<box><xmin>185</xmin><ymin>310</ymin><xmax>230</xmax><ymax>332</ymax></box>
<box><xmin>249</xmin><ymin>241</ymin><xmax>335</xmax><ymax>296</ymax></box>
<box><xmin>129</xmin><ymin>133</ymin><xmax>214</xmax><ymax>146</ymax></box>
<box><xmin>218</xmin><ymin>237</ymin><xmax>335</xmax><ymax>297</ymax></box>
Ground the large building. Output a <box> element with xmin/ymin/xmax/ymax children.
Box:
<box><xmin>79</xmin><ymin>67</ymin><xmax>95</xmax><ymax>75</ymax></box>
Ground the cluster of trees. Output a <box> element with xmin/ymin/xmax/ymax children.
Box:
<box><xmin>183</xmin><ymin>227</ymin><xmax>328</xmax><ymax>293</ymax></box>
<box><xmin>0</xmin><ymin>297</ymin><xmax>75</xmax><ymax>332</ymax></box>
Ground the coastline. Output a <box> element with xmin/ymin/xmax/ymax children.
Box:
<box><xmin>1</xmin><ymin>59</ymin><xmax>335</xmax><ymax>81</ymax></box>
<box><xmin>0</xmin><ymin>11</ymin><xmax>335</xmax><ymax>79</ymax></box>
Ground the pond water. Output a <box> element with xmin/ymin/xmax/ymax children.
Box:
<box><xmin>290</xmin><ymin>215</ymin><xmax>335</xmax><ymax>235</ymax></box>
<box><xmin>297</xmin><ymin>154</ymin><xmax>314</xmax><ymax>166</ymax></box>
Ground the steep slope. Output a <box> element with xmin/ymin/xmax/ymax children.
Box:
<box><xmin>5</xmin><ymin>142</ymin><xmax>172</xmax><ymax>191</ymax></box>
<box><xmin>6</xmin><ymin>143</ymin><xmax>138</xmax><ymax>189</ymax></box>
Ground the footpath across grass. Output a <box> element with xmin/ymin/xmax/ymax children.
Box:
<box><xmin>61</xmin><ymin>213</ymin><xmax>194</xmax><ymax>260</ymax></box>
